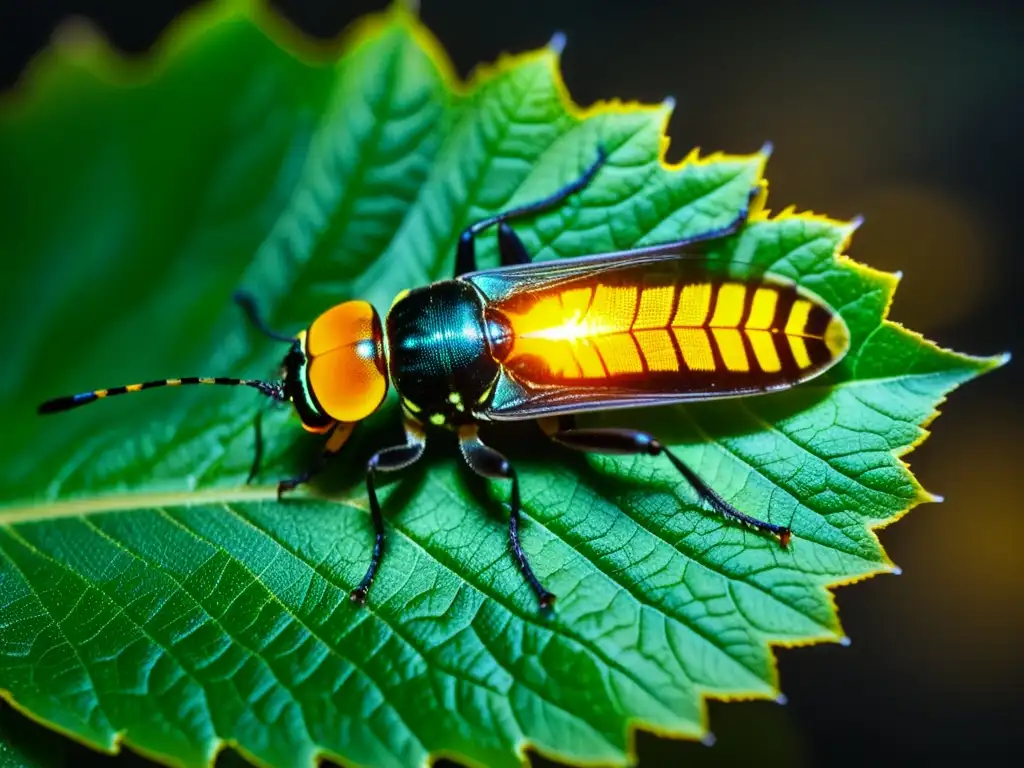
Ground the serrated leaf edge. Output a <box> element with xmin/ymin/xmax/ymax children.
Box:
<box><xmin>0</xmin><ymin>2</ymin><xmax>1010</xmax><ymax>768</ymax></box>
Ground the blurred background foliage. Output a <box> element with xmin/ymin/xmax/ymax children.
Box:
<box><xmin>0</xmin><ymin>0</ymin><xmax>1020</xmax><ymax>766</ymax></box>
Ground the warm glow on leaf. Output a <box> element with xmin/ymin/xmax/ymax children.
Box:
<box><xmin>0</xmin><ymin>2</ymin><xmax>1005</xmax><ymax>767</ymax></box>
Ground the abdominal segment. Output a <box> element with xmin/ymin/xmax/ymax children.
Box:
<box><xmin>486</xmin><ymin>265</ymin><xmax>849</xmax><ymax>397</ymax></box>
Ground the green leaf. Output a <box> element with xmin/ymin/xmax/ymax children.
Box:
<box><xmin>0</xmin><ymin>3</ymin><xmax>1005</xmax><ymax>767</ymax></box>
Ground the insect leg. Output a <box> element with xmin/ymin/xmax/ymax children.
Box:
<box><xmin>454</xmin><ymin>147</ymin><xmax>607</xmax><ymax>276</ymax></box>
<box><xmin>246</xmin><ymin>409</ymin><xmax>266</xmax><ymax>485</ymax></box>
<box><xmin>352</xmin><ymin>418</ymin><xmax>427</xmax><ymax>604</ymax></box>
<box><xmin>277</xmin><ymin>421</ymin><xmax>355</xmax><ymax>499</ymax></box>
<box><xmin>496</xmin><ymin>222</ymin><xmax>531</xmax><ymax>266</ymax></box>
<box><xmin>458</xmin><ymin>426</ymin><xmax>555</xmax><ymax>610</ymax></box>
<box><xmin>548</xmin><ymin>427</ymin><xmax>792</xmax><ymax>547</ymax></box>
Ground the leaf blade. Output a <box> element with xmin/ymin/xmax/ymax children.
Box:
<box><xmin>0</xmin><ymin>4</ymin><xmax>1004</xmax><ymax>768</ymax></box>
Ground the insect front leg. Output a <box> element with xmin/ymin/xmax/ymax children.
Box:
<box><xmin>277</xmin><ymin>421</ymin><xmax>355</xmax><ymax>499</ymax></box>
<box><xmin>544</xmin><ymin>424</ymin><xmax>792</xmax><ymax>548</ymax></box>
<box><xmin>351</xmin><ymin>418</ymin><xmax>427</xmax><ymax>604</ymax></box>
<box><xmin>453</xmin><ymin>147</ymin><xmax>607</xmax><ymax>277</ymax></box>
<box><xmin>458</xmin><ymin>425</ymin><xmax>555</xmax><ymax>610</ymax></box>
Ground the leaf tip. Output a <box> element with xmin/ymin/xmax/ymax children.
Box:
<box><xmin>700</xmin><ymin>732</ymin><xmax>717</xmax><ymax>748</ymax></box>
<box><xmin>49</xmin><ymin>15</ymin><xmax>106</xmax><ymax>59</ymax></box>
<box><xmin>547</xmin><ymin>30</ymin><xmax>567</xmax><ymax>55</ymax></box>
<box><xmin>661</xmin><ymin>95</ymin><xmax>677</xmax><ymax>111</ymax></box>
<box><xmin>775</xmin><ymin>692</ymin><xmax>789</xmax><ymax>706</ymax></box>
<box><xmin>890</xmin><ymin>565</ymin><xmax>904</xmax><ymax>576</ymax></box>
<box><xmin>392</xmin><ymin>0</ymin><xmax>421</xmax><ymax>16</ymax></box>
<box><xmin>759</xmin><ymin>139</ymin><xmax>774</xmax><ymax>159</ymax></box>
<box><xmin>838</xmin><ymin>635</ymin><xmax>852</xmax><ymax>647</ymax></box>
<box><xmin>967</xmin><ymin>350</ymin><xmax>1012</xmax><ymax>376</ymax></box>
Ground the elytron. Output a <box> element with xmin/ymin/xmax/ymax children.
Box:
<box><xmin>39</xmin><ymin>149</ymin><xmax>850</xmax><ymax>609</ymax></box>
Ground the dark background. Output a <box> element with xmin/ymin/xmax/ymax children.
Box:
<box><xmin>1</xmin><ymin>1</ymin><xmax>1021</xmax><ymax>766</ymax></box>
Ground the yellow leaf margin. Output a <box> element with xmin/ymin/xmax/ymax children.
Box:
<box><xmin>0</xmin><ymin>2</ymin><xmax>1009</xmax><ymax>767</ymax></box>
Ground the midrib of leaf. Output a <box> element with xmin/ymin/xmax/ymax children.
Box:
<box><xmin>1</xmin><ymin>482</ymin><xmax>666</xmax><ymax>763</ymax></box>
<box><xmin>0</xmin><ymin>368</ymin><xmax>961</xmax><ymax>522</ymax></box>
<box><xmin>0</xmin><ymin>469</ymin><xmax>793</xmax><ymax>736</ymax></box>
<box><xmin>1</xmin><ymin>353</ymin><xmax>926</xmax><ymax>702</ymax></box>
<box><xmin>2</xmin><ymin>460</ymin><xmax>727</xmax><ymax>739</ymax></box>
<box><xmin>0</xmin><ymin>487</ymin><xmax>279</xmax><ymax>524</ymax></box>
<box><xmin>1</xmin><ymin>14</ymin><xmax>766</xmax><ymax>756</ymax></box>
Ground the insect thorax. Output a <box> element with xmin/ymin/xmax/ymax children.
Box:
<box><xmin>386</xmin><ymin>280</ymin><xmax>500</xmax><ymax>427</ymax></box>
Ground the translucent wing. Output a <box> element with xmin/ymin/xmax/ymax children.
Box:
<box><xmin>461</xmin><ymin>250</ymin><xmax>849</xmax><ymax>421</ymax></box>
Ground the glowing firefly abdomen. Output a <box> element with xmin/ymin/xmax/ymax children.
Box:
<box><xmin>489</xmin><ymin>266</ymin><xmax>849</xmax><ymax>396</ymax></box>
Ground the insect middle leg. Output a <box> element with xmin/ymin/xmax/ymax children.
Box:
<box><xmin>541</xmin><ymin>420</ymin><xmax>792</xmax><ymax>547</ymax></box>
<box><xmin>454</xmin><ymin>147</ymin><xmax>608</xmax><ymax>276</ymax></box>
<box><xmin>458</xmin><ymin>425</ymin><xmax>555</xmax><ymax>609</ymax></box>
<box><xmin>351</xmin><ymin>418</ymin><xmax>427</xmax><ymax>604</ymax></box>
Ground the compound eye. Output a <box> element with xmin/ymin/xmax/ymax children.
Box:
<box><xmin>306</xmin><ymin>301</ymin><xmax>387</xmax><ymax>422</ymax></box>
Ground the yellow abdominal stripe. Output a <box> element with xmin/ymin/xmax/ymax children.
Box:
<box><xmin>785</xmin><ymin>299</ymin><xmax>812</xmax><ymax>336</ymax></box>
<box><xmin>746</xmin><ymin>287</ymin><xmax>778</xmax><ymax>330</ymax></box>
<box><xmin>707</xmin><ymin>284</ymin><xmax>747</xmax><ymax>372</ymax></box>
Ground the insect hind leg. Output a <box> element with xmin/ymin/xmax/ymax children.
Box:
<box><xmin>454</xmin><ymin>147</ymin><xmax>607</xmax><ymax>277</ymax></box>
<box><xmin>548</xmin><ymin>426</ymin><xmax>792</xmax><ymax>547</ymax></box>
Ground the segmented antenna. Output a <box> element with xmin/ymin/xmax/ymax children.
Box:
<box><xmin>38</xmin><ymin>377</ymin><xmax>284</xmax><ymax>414</ymax></box>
